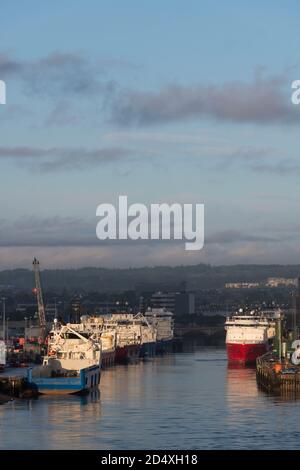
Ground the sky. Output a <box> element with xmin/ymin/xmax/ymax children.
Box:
<box><xmin>0</xmin><ymin>0</ymin><xmax>300</xmax><ymax>269</ymax></box>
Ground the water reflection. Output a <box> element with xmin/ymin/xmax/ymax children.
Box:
<box><xmin>2</xmin><ymin>348</ymin><xmax>300</xmax><ymax>449</ymax></box>
<box><xmin>256</xmin><ymin>382</ymin><xmax>300</xmax><ymax>403</ymax></box>
<box><xmin>0</xmin><ymin>386</ymin><xmax>103</xmax><ymax>449</ymax></box>
<box><xmin>226</xmin><ymin>365</ymin><xmax>260</xmax><ymax>413</ymax></box>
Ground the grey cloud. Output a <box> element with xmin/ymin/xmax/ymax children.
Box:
<box><xmin>0</xmin><ymin>54</ymin><xmax>22</xmax><ymax>75</ymax></box>
<box><xmin>110</xmin><ymin>74</ymin><xmax>299</xmax><ymax>126</ymax></box>
<box><xmin>186</xmin><ymin>143</ymin><xmax>299</xmax><ymax>177</ymax></box>
<box><xmin>0</xmin><ymin>215</ymin><xmax>199</xmax><ymax>248</ymax></box>
<box><xmin>37</xmin><ymin>147</ymin><xmax>132</xmax><ymax>172</ymax></box>
<box><xmin>0</xmin><ymin>145</ymin><xmax>134</xmax><ymax>171</ymax></box>
<box><xmin>207</xmin><ymin>230</ymin><xmax>277</xmax><ymax>244</ymax></box>
<box><xmin>2</xmin><ymin>53</ymin><xmax>298</xmax><ymax>129</ymax></box>
<box><xmin>249</xmin><ymin>159</ymin><xmax>300</xmax><ymax>175</ymax></box>
<box><xmin>1</xmin><ymin>215</ymin><xmax>299</xmax><ymax>268</ymax></box>
<box><xmin>0</xmin><ymin>230</ymin><xmax>297</xmax><ymax>269</ymax></box>
<box><xmin>0</xmin><ymin>216</ymin><xmax>284</xmax><ymax>249</ymax></box>
<box><xmin>0</xmin><ymin>142</ymin><xmax>297</xmax><ymax>176</ymax></box>
<box><xmin>1</xmin><ymin>240</ymin><xmax>300</xmax><ymax>269</ymax></box>
<box><xmin>0</xmin><ymin>51</ymin><xmax>117</xmax><ymax>98</ymax></box>
<box><xmin>0</xmin><ymin>216</ymin><xmax>95</xmax><ymax>247</ymax></box>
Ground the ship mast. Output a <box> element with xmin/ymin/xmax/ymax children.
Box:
<box><xmin>32</xmin><ymin>258</ymin><xmax>46</xmax><ymax>341</ymax></box>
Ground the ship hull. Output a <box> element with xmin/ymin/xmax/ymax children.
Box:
<box><xmin>140</xmin><ymin>342</ymin><xmax>156</xmax><ymax>358</ymax></box>
<box><xmin>27</xmin><ymin>364</ymin><xmax>101</xmax><ymax>395</ymax></box>
<box><xmin>156</xmin><ymin>339</ymin><xmax>173</xmax><ymax>355</ymax></box>
<box><xmin>101</xmin><ymin>350</ymin><xmax>115</xmax><ymax>368</ymax></box>
<box><xmin>226</xmin><ymin>342</ymin><xmax>268</xmax><ymax>365</ymax></box>
<box><xmin>115</xmin><ymin>344</ymin><xmax>140</xmax><ymax>364</ymax></box>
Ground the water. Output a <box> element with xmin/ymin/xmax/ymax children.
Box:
<box><xmin>1</xmin><ymin>347</ymin><xmax>300</xmax><ymax>450</ymax></box>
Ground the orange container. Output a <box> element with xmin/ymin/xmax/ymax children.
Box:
<box><xmin>274</xmin><ymin>363</ymin><xmax>282</xmax><ymax>373</ymax></box>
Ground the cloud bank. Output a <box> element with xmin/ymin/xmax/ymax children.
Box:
<box><xmin>110</xmin><ymin>75</ymin><xmax>299</xmax><ymax>126</ymax></box>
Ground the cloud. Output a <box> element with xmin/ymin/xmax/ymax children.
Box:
<box><xmin>1</xmin><ymin>53</ymin><xmax>299</xmax><ymax>128</ymax></box>
<box><xmin>0</xmin><ymin>145</ymin><xmax>135</xmax><ymax>171</ymax></box>
<box><xmin>0</xmin><ymin>216</ymin><xmax>94</xmax><ymax>247</ymax></box>
<box><xmin>1</xmin><ymin>239</ymin><xmax>300</xmax><ymax>269</ymax></box>
<box><xmin>0</xmin><ymin>215</ymin><xmax>299</xmax><ymax>268</ymax></box>
<box><xmin>0</xmin><ymin>141</ymin><xmax>295</xmax><ymax>175</ymax></box>
<box><xmin>0</xmin><ymin>217</ymin><xmax>285</xmax><ymax>249</ymax></box>
<box><xmin>0</xmin><ymin>51</ymin><xmax>116</xmax><ymax>97</ymax></box>
<box><xmin>0</xmin><ymin>51</ymin><xmax>123</xmax><ymax>126</ymax></box>
<box><xmin>110</xmin><ymin>73</ymin><xmax>299</xmax><ymax>126</ymax></box>
<box><xmin>0</xmin><ymin>216</ymin><xmax>196</xmax><ymax>248</ymax></box>
<box><xmin>0</xmin><ymin>138</ymin><xmax>297</xmax><ymax>176</ymax></box>
<box><xmin>249</xmin><ymin>158</ymin><xmax>300</xmax><ymax>175</ymax></box>
<box><xmin>207</xmin><ymin>230</ymin><xmax>276</xmax><ymax>244</ymax></box>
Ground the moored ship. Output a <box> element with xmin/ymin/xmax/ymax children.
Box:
<box><xmin>76</xmin><ymin>313</ymin><xmax>142</xmax><ymax>364</ymax></box>
<box><xmin>136</xmin><ymin>313</ymin><xmax>157</xmax><ymax>358</ymax></box>
<box><xmin>108</xmin><ymin>314</ymin><xmax>141</xmax><ymax>363</ymax></box>
<box><xmin>144</xmin><ymin>308</ymin><xmax>174</xmax><ymax>354</ymax></box>
<box><xmin>71</xmin><ymin>316</ymin><xmax>116</xmax><ymax>367</ymax></box>
<box><xmin>28</xmin><ymin>324</ymin><xmax>102</xmax><ymax>394</ymax></box>
<box><xmin>69</xmin><ymin>312</ymin><xmax>157</xmax><ymax>365</ymax></box>
<box><xmin>225</xmin><ymin>309</ymin><xmax>277</xmax><ymax>365</ymax></box>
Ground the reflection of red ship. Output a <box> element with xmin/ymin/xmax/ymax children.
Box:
<box><xmin>225</xmin><ymin>309</ymin><xmax>278</xmax><ymax>365</ymax></box>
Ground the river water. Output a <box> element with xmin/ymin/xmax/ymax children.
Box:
<box><xmin>0</xmin><ymin>346</ymin><xmax>300</xmax><ymax>450</ymax></box>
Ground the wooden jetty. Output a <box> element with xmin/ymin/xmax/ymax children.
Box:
<box><xmin>0</xmin><ymin>373</ymin><xmax>38</xmax><ymax>399</ymax></box>
<box><xmin>256</xmin><ymin>353</ymin><xmax>300</xmax><ymax>394</ymax></box>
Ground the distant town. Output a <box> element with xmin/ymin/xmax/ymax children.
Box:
<box><xmin>0</xmin><ymin>264</ymin><xmax>299</xmax><ymax>343</ymax></box>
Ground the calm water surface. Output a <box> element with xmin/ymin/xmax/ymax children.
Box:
<box><xmin>1</xmin><ymin>347</ymin><xmax>300</xmax><ymax>450</ymax></box>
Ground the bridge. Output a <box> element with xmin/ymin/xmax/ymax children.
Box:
<box><xmin>174</xmin><ymin>325</ymin><xmax>225</xmax><ymax>338</ymax></box>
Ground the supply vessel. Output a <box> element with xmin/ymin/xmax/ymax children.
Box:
<box><xmin>225</xmin><ymin>309</ymin><xmax>277</xmax><ymax>365</ymax></box>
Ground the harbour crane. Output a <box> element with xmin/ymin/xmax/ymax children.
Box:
<box><xmin>32</xmin><ymin>258</ymin><xmax>47</xmax><ymax>342</ymax></box>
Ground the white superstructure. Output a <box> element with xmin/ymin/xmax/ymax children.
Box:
<box><xmin>70</xmin><ymin>313</ymin><xmax>155</xmax><ymax>349</ymax></box>
<box><xmin>47</xmin><ymin>323</ymin><xmax>102</xmax><ymax>370</ymax></box>
<box><xmin>144</xmin><ymin>308</ymin><xmax>174</xmax><ymax>342</ymax></box>
<box><xmin>0</xmin><ymin>340</ymin><xmax>6</xmax><ymax>368</ymax></box>
<box><xmin>225</xmin><ymin>311</ymin><xmax>277</xmax><ymax>345</ymax></box>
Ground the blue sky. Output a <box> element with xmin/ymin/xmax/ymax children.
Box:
<box><xmin>0</xmin><ymin>1</ymin><xmax>300</xmax><ymax>268</ymax></box>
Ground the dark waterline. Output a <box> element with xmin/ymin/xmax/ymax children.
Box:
<box><xmin>0</xmin><ymin>346</ymin><xmax>300</xmax><ymax>450</ymax></box>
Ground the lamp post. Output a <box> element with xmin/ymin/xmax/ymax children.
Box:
<box><xmin>6</xmin><ymin>317</ymin><xmax>9</xmax><ymax>343</ymax></box>
<box><xmin>1</xmin><ymin>297</ymin><xmax>6</xmax><ymax>343</ymax></box>
<box><xmin>24</xmin><ymin>316</ymin><xmax>28</xmax><ymax>345</ymax></box>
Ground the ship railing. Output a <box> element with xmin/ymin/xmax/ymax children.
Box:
<box><xmin>256</xmin><ymin>352</ymin><xmax>273</xmax><ymax>370</ymax></box>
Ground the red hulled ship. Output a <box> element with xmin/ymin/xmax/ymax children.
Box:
<box><xmin>225</xmin><ymin>309</ymin><xmax>277</xmax><ymax>365</ymax></box>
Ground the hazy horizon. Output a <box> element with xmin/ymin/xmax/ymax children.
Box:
<box><xmin>1</xmin><ymin>261</ymin><xmax>300</xmax><ymax>272</ymax></box>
